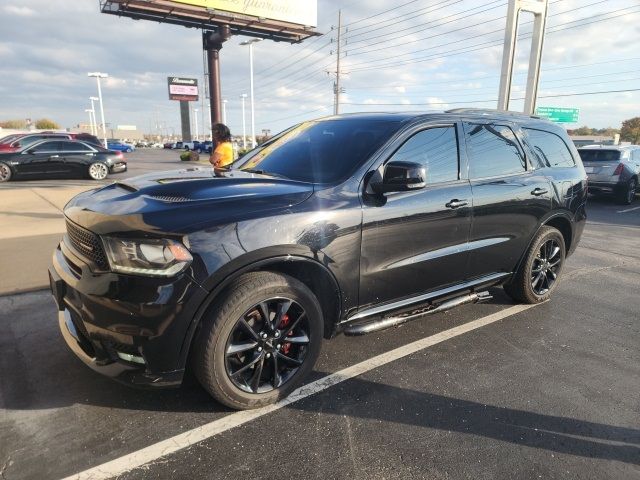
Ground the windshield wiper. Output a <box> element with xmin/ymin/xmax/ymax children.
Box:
<box><xmin>241</xmin><ymin>168</ymin><xmax>290</xmax><ymax>180</ymax></box>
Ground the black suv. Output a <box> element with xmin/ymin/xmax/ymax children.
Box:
<box><xmin>49</xmin><ymin>110</ymin><xmax>587</xmax><ymax>409</ymax></box>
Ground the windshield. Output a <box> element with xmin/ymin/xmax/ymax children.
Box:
<box><xmin>235</xmin><ymin>118</ymin><xmax>403</xmax><ymax>183</ymax></box>
<box><xmin>578</xmin><ymin>149</ymin><xmax>623</xmax><ymax>162</ymax></box>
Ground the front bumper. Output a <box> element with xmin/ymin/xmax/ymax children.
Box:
<box><xmin>49</xmin><ymin>240</ymin><xmax>207</xmax><ymax>388</ymax></box>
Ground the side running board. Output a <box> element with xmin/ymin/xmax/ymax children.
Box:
<box><xmin>343</xmin><ymin>291</ymin><xmax>492</xmax><ymax>336</ymax></box>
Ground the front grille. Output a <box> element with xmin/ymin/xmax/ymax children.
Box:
<box><xmin>65</xmin><ymin>220</ymin><xmax>109</xmax><ymax>270</ymax></box>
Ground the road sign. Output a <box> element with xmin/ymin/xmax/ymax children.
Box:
<box><xmin>535</xmin><ymin>106</ymin><xmax>580</xmax><ymax>123</ymax></box>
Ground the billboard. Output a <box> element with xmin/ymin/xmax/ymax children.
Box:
<box><xmin>168</xmin><ymin>77</ymin><xmax>199</xmax><ymax>102</ymax></box>
<box><xmin>172</xmin><ymin>0</ymin><xmax>316</xmax><ymax>27</ymax></box>
<box><xmin>101</xmin><ymin>0</ymin><xmax>320</xmax><ymax>43</ymax></box>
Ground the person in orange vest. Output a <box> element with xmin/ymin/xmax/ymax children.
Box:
<box><xmin>209</xmin><ymin>123</ymin><xmax>234</xmax><ymax>168</ymax></box>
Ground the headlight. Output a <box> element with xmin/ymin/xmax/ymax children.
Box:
<box><xmin>103</xmin><ymin>237</ymin><xmax>193</xmax><ymax>277</ymax></box>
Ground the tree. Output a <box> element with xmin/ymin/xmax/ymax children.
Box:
<box><xmin>571</xmin><ymin>126</ymin><xmax>596</xmax><ymax>136</ymax></box>
<box><xmin>0</xmin><ymin>119</ymin><xmax>27</xmax><ymax>129</ymax></box>
<box><xmin>620</xmin><ymin>117</ymin><xmax>640</xmax><ymax>144</ymax></box>
<box><xmin>35</xmin><ymin>118</ymin><xmax>60</xmax><ymax>130</ymax></box>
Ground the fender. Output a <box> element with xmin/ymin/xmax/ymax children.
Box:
<box><xmin>509</xmin><ymin>210</ymin><xmax>575</xmax><ymax>280</ymax></box>
<box><xmin>176</xmin><ymin>253</ymin><xmax>343</xmax><ymax>369</ymax></box>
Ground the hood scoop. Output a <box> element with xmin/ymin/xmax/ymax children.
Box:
<box><xmin>147</xmin><ymin>194</ymin><xmax>193</xmax><ymax>203</ymax></box>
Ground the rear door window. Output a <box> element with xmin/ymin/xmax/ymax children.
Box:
<box><xmin>59</xmin><ymin>141</ymin><xmax>93</xmax><ymax>153</ymax></box>
<box><xmin>524</xmin><ymin>128</ymin><xmax>575</xmax><ymax>168</ymax></box>
<box><xmin>464</xmin><ymin>123</ymin><xmax>526</xmax><ymax>179</ymax></box>
<box><xmin>388</xmin><ymin>126</ymin><xmax>459</xmax><ymax>184</ymax></box>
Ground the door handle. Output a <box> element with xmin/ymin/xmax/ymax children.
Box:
<box><xmin>531</xmin><ymin>188</ymin><xmax>548</xmax><ymax>196</ymax></box>
<box><xmin>445</xmin><ymin>199</ymin><xmax>468</xmax><ymax>209</ymax></box>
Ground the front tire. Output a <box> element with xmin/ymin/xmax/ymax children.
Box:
<box><xmin>193</xmin><ymin>272</ymin><xmax>323</xmax><ymax>410</ymax></box>
<box><xmin>0</xmin><ymin>162</ymin><xmax>12</xmax><ymax>182</ymax></box>
<box><xmin>504</xmin><ymin>226</ymin><xmax>566</xmax><ymax>304</ymax></box>
<box><xmin>88</xmin><ymin>162</ymin><xmax>109</xmax><ymax>180</ymax></box>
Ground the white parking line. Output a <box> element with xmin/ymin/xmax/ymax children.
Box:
<box><xmin>61</xmin><ymin>303</ymin><xmax>538</xmax><ymax>480</ymax></box>
<box><xmin>617</xmin><ymin>205</ymin><xmax>640</xmax><ymax>213</ymax></box>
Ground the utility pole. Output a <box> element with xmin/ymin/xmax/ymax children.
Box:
<box><xmin>334</xmin><ymin>10</ymin><xmax>342</xmax><ymax>115</ymax></box>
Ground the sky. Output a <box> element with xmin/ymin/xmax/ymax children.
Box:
<box><xmin>0</xmin><ymin>0</ymin><xmax>639</xmax><ymax>138</ymax></box>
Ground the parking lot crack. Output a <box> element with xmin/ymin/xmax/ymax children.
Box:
<box><xmin>29</xmin><ymin>188</ymin><xmax>63</xmax><ymax>213</ymax></box>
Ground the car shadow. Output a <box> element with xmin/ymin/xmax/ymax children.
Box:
<box><xmin>290</xmin><ymin>376</ymin><xmax>640</xmax><ymax>466</ymax></box>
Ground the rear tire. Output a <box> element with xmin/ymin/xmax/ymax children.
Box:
<box><xmin>193</xmin><ymin>271</ymin><xmax>323</xmax><ymax>410</ymax></box>
<box><xmin>0</xmin><ymin>162</ymin><xmax>12</xmax><ymax>182</ymax></box>
<box><xmin>618</xmin><ymin>178</ymin><xmax>637</xmax><ymax>205</ymax></box>
<box><xmin>504</xmin><ymin>226</ymin><xmax>566</xmax><ymax>304</ymax></box>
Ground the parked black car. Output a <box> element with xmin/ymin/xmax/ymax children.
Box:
<box><xmin>0</xmin><ymin>139</ymin><xmax>127</xmax><ymax>182</ymax></box>
<box><xmin>49</xmin><ymin>110</ymin><xmax>587</xmax><ymax>409</ymax></box>
<box><xmin>578</xmin><ymin>145</ymin><xmax>640</xmax><ymax>204</ymax></box>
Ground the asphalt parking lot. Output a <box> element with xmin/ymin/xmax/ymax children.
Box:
<box><xmin>0</xmin><ymin>165</ymin><xmax>639</xmax><ymax>479</ymax></box>
<box><xmin>0</xmin><ymin>148</ymin><xmax>206</xmax><ymax>294</ymax></box>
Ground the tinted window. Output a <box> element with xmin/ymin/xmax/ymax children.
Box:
<box><xmin>59</xmin><ymin>141</ymin><xmax>92</xmax><ymax>152</ymax></box>
<box><xmin>388</xmin><ymin>126</ymin><xmax>458</xmax><ymax>184</ymax></box>
<box><xmin>578</xmin><ymin>149</ymin><xmax>621</xmax><ymax>162</ymax></box>
<box><xmin>524</xmin><ymin>128</ymin><xmax>575</xmax><ymax>168</ymax></box>
<box><xmin>237</xmin><ymin>119</ymin><xmax>402</xmax><ymax>183</ymax></box>
<box><xmin>30</xmin><ymin>141</ymin><xmax>62</xmax><ymax>153</ymax></box>
<box><xmin>465</xmin><ymin>124</ymin><xmax>526</xmax><ymax>179</ymax></box>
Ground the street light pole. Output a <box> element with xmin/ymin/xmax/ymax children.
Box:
<box><xmin>88</xmin><ymin>72</ymin><xmax>108</xmax><ymax>148</ymax></box>
<box><xmin>194</xmin><ymin>108</ymin><xmax>199</xmax><ymax>141</ymax></box>
<box><xmin>240</xmin><ymin>94</ymin><xmax>247</xmax><ymax>149</ymax></box>
<box><xmin>222</xmin><ymin>99</ymin><xmax>228</xmax><ymax>124</ymax></box>
<box><xmin>240</xmin><ymin>38</ymin><xmax>261</xmax><ymax>148</ymax></box>
<box><xmin>89</xmin><ymin>97</ymin><xmax>99</xmax><ymax>135</ymax></box>
<box><xmin>85</xmin><ymin>109</ymin><xmax>93</xmax><ymax>133</ymax></box>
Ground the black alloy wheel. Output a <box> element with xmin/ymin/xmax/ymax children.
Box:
<box><xmin>193</xmin><ymin>271</ymin><xmax>323</xmax><ymax>410</ymax></box>
<box><xmin>225</xmin><ymin>298</ymin><xmax>309</xmax><ymax>394</ymax></box>
<box><xmin>530</xmin><ymin>239</ymin><xmax>562</xmax><ymax>296</ymax></box>
<box><xmin>503</xmin><ymin>226</ymin><xmax>565</xmax><ymax>304</ymax></box>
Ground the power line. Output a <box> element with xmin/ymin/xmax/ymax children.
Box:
<box><xmin>345</xmin><ymin>7</ymin><xmax>640</xmax><ymax>73</ymax></box>
<box><xmin>345</xmin><ymin>3</ymin><xmax>633</xmax><ymax>69</ymax></box>
<box><xmin>345</xmin><ymin>0</ymin><xmax>604</xmax><ymax>57</ymax></box>
<box><xmin>345</xmin><ymin>0</ymin><xmax>506</xmax><ymax>52</ymax></box>
<box><xmin>341</xmin><ymin>87</ymin><xmax>640</xmax><ymax>106</ymax></box>
<box><xmin>345</xmin><ymin>0</ymin><xmax>470</xmax><ymax>40</ymax></box>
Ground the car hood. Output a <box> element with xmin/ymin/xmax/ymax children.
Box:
<box><xmin>64</xmin><ymin>167</ymin><xmax>315</xmax><ymax>235</ymax></box>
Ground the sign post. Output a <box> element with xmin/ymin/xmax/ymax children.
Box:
<box><xmin>535</xmin><ymin>106</ymin><xmax>580</xmax><ymax>124</ymax></box>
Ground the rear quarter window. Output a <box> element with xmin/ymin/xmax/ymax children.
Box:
<box><xmin>523</xmin><ymin>128</ymin><xmax>575</xmax><ymax>168</ymax></box>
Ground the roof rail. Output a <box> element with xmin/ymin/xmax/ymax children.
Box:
<box><xmin>445</xmin><ymin>108</ymin><xmax>541</xmax><ymax>119</ymax></box>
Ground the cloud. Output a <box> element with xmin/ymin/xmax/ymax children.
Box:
<box><xmin>2</xmin><ymin>5</ymin><xmax>36</xmax><ymax>17</ymax></box>
<box><xmin>0</xmin><ymin>0</ymin><xmax>636</xmax><ymax>134</ymax></box>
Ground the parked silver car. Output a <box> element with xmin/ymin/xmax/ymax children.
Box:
<box><xmin>578</xmin><ymin>145</ymin><xmax>640</xmax><ymax>204</ymax></box>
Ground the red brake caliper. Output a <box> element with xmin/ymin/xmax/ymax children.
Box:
<box><xmin>280</xmin><ymin>314</ymin><xmax>292</xmax><ymax>355</ymax></box>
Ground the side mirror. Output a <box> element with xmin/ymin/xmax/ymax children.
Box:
<box><xmin>371</xmin><ymin>161</ymin><xmax>426</xmax><ymax>194</ymax></box>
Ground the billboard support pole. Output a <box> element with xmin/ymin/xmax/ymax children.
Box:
<box><xmin>497</xmin><ymin>0</ymin><xmax>548</xmax><ymax>113</ymax></box>
<box><xmin>204</xmin><ymin>26</ymin><xmax>231</xmax><ymax>131</ymax></box>
<box><xmin>180</xmin><ymin>100</ymin><xmax>192</xmax><ymax>142</ymax></box>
